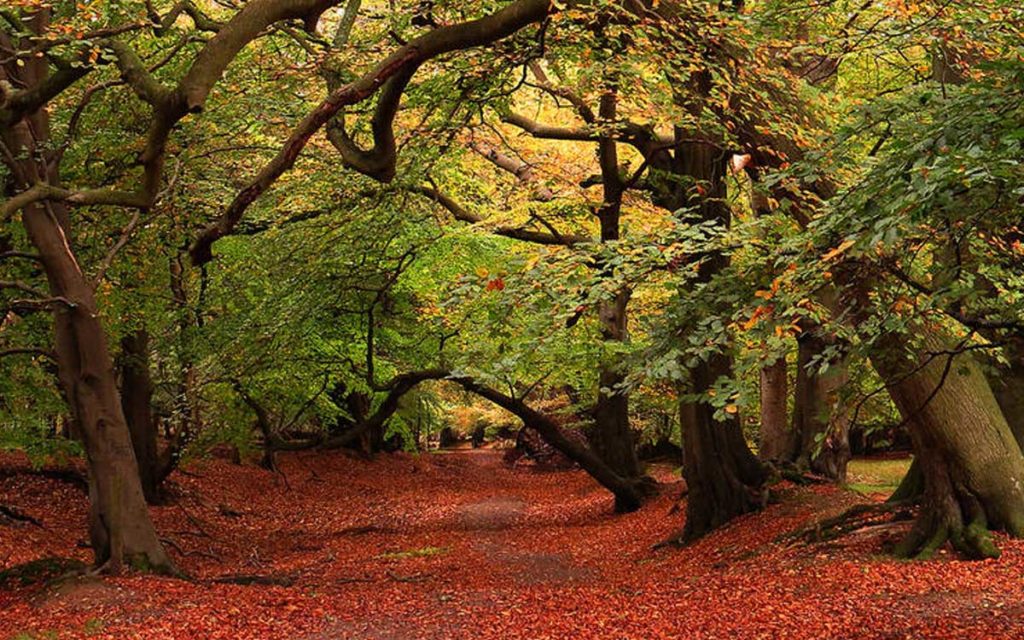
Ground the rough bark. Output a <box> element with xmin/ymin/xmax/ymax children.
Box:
<box><xmin>758</xmin><ymin>356</ymin><xmax>794</xmax><ymax>462</ymax></box>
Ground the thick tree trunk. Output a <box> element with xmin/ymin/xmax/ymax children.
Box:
<box><xmin>591</xmin><ymin>291</ymin><xmax>642</xmax><ymax>479</ymax></box>
<box><xmin>758</xmin><ymin>356</ymin><xmax>794</xmax><ymax>462</ymax></box>
<box><xmin>673</xmin><ymin>141</ymin><xmax>768</xmax><ymax>541</ymax></box>
<box><xmin>792</xmin><ymin>328</ymin><xmax>851</xmax><ymax>482</ymax></box>
<box><xmin>679</xmin><ymin>360</ymin><xmax>770</xmax><ymax>540</ymax></box>
<box><xmin>2</xmin><ymin>30</ymin><xmax>170</xmax><ymax>572</ymax></box>
<box><xmin>987</xmin><ymin>339</ymin><xmax>1024</xmax><ymax>448</ymax></box>
<box><xmin>119</xmin><ymin>329</ymin><xmax>163</xmax><ymax>504</ymax></box>
<box><xmin>20</xmin><ymin>205</ymin><xmax>173</xmax><ymax>572</ymax></box>
<box><xmin>680</xmin><ymin>357</ymin><xmax>769</xmax><ymax>541</ymax></box>
<box><xmin>874</xmin><ymin>328</ymin><xmax>1024</xmax><ymax>558</ymax></box>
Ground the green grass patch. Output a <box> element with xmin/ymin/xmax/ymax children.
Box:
<box><xmin>83</xmin><ymin>618</ymin><xmax>104</xmax><ymax>635</ymax></box>
<box><xmin>377</xmin><ymin>546</ymin><xmax>449</xmax><ymax>560</ymax></box>
<box><xmin>845</xmin><ymin>457</ymin><xmax>911</xmax><ymax>495</ymax></box>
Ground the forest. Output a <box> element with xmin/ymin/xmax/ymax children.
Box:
<box><xmin>1</xmin><ymin>0</ymin><xmax>1023</xmax><ymax>637</ymax></box>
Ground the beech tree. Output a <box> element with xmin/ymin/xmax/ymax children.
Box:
<box><xmin>1</xmin><ymin>0</ymin><xmax>552</xmax><ymax>572</ymax></box>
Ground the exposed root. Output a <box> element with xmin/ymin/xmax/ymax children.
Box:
<box><xmin>0</xmin><ymin>504</ymin><xmax>43</xmax><ymax>527</ymax></box>
<box><xmin>209</xmin><ymin>573</ymin><xmax>296</xmax><ymax>586</ymax></box>
<box><xmin>614</xmin><ymin>475</ymin><xmax>660</xmax><ymax>513</ymax></box>
<box><xmin>781</xmin><ymin>501</ymin><xmax>915</xmax><ymax>545</ymax></box>
<box><xmin>893</xmin><ymin>512</ymin><xmax>1000</xmax><ymax>560</ymax></box>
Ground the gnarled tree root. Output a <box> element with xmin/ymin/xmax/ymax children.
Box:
<box><xmin>893</xmin><ymin>502</ymin><xmax>1000</xmax><ymax>560</ymax></box>
<box><xmin>781</xmin><ymin>501</ymin><xmax>915</xmax><ymax>546</ymax></box>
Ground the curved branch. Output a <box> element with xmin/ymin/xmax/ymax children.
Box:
<box><xmin>190</xmin><ymin>0</ymin><xmax>553</xmax><ymax>264</ymax></box>
<box><xmin>469</xmin><ymin>140</ymin><xmax>554</xmax><ymax>201</ymax></box>
<box><xmin>448</xmin><ymin>375</ymin><xmax>651</xmax><ymax>510</ymax></box>
<box><xmin>0</xmin><ymin>64</ymin><xmax>90</xmax><ymax>127</ymax></box>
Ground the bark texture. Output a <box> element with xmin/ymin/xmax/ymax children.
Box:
<box><xmin>758</xmin><ymin>357</ymin><xmax>794</xmax><ymax>462</ymax></box>
<box><xmin>792</xmin><ymin>328</ymin><xmax>851</xmax><ymax>482</ymax></box>
<box><xmin>874</xmin><ymin>329</ymin><xmax>1024</xmax><ymax>558</ymax></box>
<box><xmin>119</xmin><ymin>329</ymin><xmax>166</xmax><ymax>503</ymax></box>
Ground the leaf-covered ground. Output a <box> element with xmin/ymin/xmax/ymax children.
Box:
<box><xmin>1</xmin><ymin>449</ymin><xmax>1023</xmax><ymax>639</ymax></box>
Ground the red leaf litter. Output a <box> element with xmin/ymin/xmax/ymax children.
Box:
<box><xmin>1</xmin><ymin>449</ymin><xmax>1023</xmax><ymax>639</ymax></box>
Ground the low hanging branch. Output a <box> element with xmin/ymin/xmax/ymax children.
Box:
<box><xmin>446</xmin><ymin>376</ymin><xmax>654</xmax><ymax>511</ymax></box>
<box><xmin>262</xmin><ymin>365</ymin><xmax>651</xmax><ymax>510</ymax></box>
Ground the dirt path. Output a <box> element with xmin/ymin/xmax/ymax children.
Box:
<box><xmin>2</xmin><ymin>449</ymin><xmax>1024</xmax><ymax>639</ymax></box>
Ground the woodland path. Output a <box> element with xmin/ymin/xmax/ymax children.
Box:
<box><xmin>2</xmin><ymin>448</ymin><xmax>1024</xmax><ymax>639</ymax></box>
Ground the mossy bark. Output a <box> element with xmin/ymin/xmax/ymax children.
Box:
<box><xmin>874</xmin><ymin>329</ymin><xmax>1024</xmax><ymax>559</ymax></box>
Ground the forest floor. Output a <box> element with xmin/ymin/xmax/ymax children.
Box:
<box><xmin>1</xmin><ymin>448</ymin><xmax>1023</xmax><ymax>639</ymax></box>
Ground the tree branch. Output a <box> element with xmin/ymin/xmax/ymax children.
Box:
<box><xmin>412</xmin><ymin>185</ymin><xmax>588</xmax><ymax>246</ymax></box>
<box><xmin>190</xmin><ymin>0</ymin><xmax>553</xmax><ymax>264</ymax></box>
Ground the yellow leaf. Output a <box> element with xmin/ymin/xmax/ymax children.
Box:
<box><xmin>724</xmin><ymin>404</ymin><xmax>739</xmax><ymax>414</ymax></box>
<box><xmin>822</xmin><ymin>239</ymin><xmax>855</xmax><ymax>262</ymax></box>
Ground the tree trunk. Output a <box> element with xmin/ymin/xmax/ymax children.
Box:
<box><xmin>591</xmin><ymin>290</ymin><xmax>642</xmax><ymax>479</ymax></box>
<box><xmin>2</xmin><ymin>26</ymin><xmax>171</xmax><ymax>572</ymax></box>
<box><xmin>986</xmin><ymin>339</ymin><xmax>1024</xmax><ymax>448</ymax></box>
<box><xmin>758</xmin><ymin>356</ymin><xmax>794</xmax><ymax>462</ymax></box>
<box><xmin>792</xmin><ymin>328</ymin><xmax>851</xmax><ymax>482</ymax></box>
<box><xmin>168</xmin><ymin>255</ymin><xmax>200</xmax><ymax>468</ymax></box>
<box><xmin>889</xmin><ymin>458</ymin><xmax>923</xmax><ymax>503</ymax></box>
<box><xmin>20</xmin><ymin>205</ymin><xmax>172</xmax><ymax>572</ymax></box>
<box><xmin>673</xmin><ymin>140</ymin><xmax>768</xmax><ymax>541</ymax></box>
<box><xmin>874</xmin><ymin>328</ymin><xmax>1024</xmax><ymax>558</ymax></box>
<box><xmin>119</xmin><ymin>329</ymin><xmax>163</xmax><ymax>504</ymax></box>
<box><xmin>680</xmin><ymin>357</ymin><xmax>769</xmax><ymax>541</ymax></box>
<box><xmin>588</xmin><ymin>86</ymin><xmax>643</xmax><ymax>481</ymax></box>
